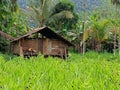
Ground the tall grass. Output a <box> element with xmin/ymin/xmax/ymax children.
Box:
<box><xmin>0</xmin><ymin>52</ymin><xmax>120</xmax><ymax>90</ymax></box>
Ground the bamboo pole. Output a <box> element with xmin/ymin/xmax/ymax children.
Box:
<box><xmin>83</xmin><ymin>3</ymin><xmax>86</xmax><ymax>55</ymax></box>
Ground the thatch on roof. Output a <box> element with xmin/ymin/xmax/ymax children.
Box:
<box><xmin>12</xmin><ymin>27</ymin><xmax>74</xmax><ymax>46</ymax></box>
<box><xmin>0</xmin><ymin>31</ymin><xmax>14</xmax><ymax>40</ymax></box>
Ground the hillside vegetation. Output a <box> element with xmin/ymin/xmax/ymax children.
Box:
<box><xmin>18</xmin><ymin>0</ymin><xmax>105</xmax><ymax>12</ymax></box>
<box><xmin>71</xmin><ymin>0</ymin><xmax>102</xmax><ymax>12</ymax></box>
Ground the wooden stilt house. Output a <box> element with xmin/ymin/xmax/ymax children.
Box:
<box><xmin>10</xmin><ymin>27</ymin><xmax>74</xmax><ymax>58</ymax></box>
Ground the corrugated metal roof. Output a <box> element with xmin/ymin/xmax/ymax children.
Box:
<box><xmin>11</xmin><ymin>27</ymin><xmax>74</xmax><ymax>46</ymax></box>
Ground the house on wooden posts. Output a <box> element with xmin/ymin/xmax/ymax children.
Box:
<box><xmin>10</xmin><ymin>27</ymin><xmax>74</xmax><ymax>58</ymax></box>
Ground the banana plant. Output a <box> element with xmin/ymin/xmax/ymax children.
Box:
<box><xmin>67</xmin><ymin>19</ymin><xmax>91</xmax><ymax>53</ymax></box>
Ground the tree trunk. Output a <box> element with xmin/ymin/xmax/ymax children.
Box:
<box><xmin>83</xmin><ymin>3</ymin><xmax>86</xmax><ymax>55</ymax></box>
<box><xmin>118</xmin><ymin>40</ymin><xmax>120</xmax><ymax>55</ymax></box>
<box><xmin>77</xmin><ymin>44</ymin><xmax>80</xmax><ymax>53</ymax></box>
<box><xmin>77</xmin><ymin>43</ymin><xmax>82</xmax><ymax>53</ymax></box>
<box><xmin>91</xmin><ymin>40</ymin><xmax>96</xmax><ymax>51</ymax></box>
<box><xmin>40</xmin><ymin>19</ymin><xmax>45</xmax><ymax>27</ymax></box>
<box><xmin>96</xmin><ymin>42</ymin><xmax>102</xmax><ymax>53</ymax></box>
<box><xmin>113</xmin><ymin>28</ymin><xmax>117</xmax><ymax>55</ymax></box>
<box><xmin>83</xmin><ymin>41</ymin><xmax>86</xmax><ymax>54</ymax></box>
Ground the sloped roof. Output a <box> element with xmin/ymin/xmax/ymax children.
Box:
<box><xmin>0</xmin><ymin>31</ymin><xmax>14</xmax><ymax>40</ymax></box>
<box><xmin>11</xmin><ymin>27</ymin><xmax>74</xmax><ymax>46</ymax></box>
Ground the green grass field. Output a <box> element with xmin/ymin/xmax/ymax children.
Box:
<box><xmin>0</xmin><ymin>52</ymin><xmax>120</xmax><ymax>90</ymax></box>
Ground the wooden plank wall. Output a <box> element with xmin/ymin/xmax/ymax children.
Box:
<box><xmin>21</xmin><ymin>39</ymin><xmax>38</xmax><ymax>52</ymax></box>
<box><xmin>43</xmin><ymin>38</ymin><xmax>48</xmax><ymax>55</ymax></box>
<box><xmin>11</xmin><ymin>41</ymin><xmax>20</xmax><ymax>55</ymax></box>
<box><xmin>38</xmin><ymin>38</ymin><xmax>43</xmax><ymax>54</ymax></box>
<box><xmin>43</xmin><ymin>39</ymin><xmax>68</xmax><ymax>56</ymax></box>
<box><xmin>11</xmin><ymin>38</ymin><xmax>69</xmax><ymax>58</ymax></box>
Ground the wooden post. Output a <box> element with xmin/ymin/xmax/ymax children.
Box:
<box><xmin>46</xmin><ymin>39</ymin><xmax>49</xmax><ymax>55</ymax></box>
<box><xmin>19</xmin><ymin>40</ymin><xmax>23</xmax><ymax>57</ymax></box>
<box><xmin>60</xmin><ymin>48</ymin><xmax>63</xmax><ymax>59</ymax></box>
<box><xmin>64</xmin><ymin>47</ymin><xmax>67</xmax><ymax>59</ymax></box>
<box><xmin>41</xmin><ymin>35</ymin><xmax>44</xmax><ymax>54</ymax></box>
<box><xmin>9</xmin><ymin>43</ymin><xmax>12</xmax><ymax>53</ymax></box>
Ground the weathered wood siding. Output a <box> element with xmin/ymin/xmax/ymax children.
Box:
<box><xmin>11</xmin><ymin>38</ymin><xmax>69</xmax><ymax>58</ymax></box>
<box><xmin>43</xmin><ymin>39</ymin><xmax>68</xmax><ymax>56</ymax></box>
<box><xmin>38</xmin><ymin>39</ymin><xmax>43</xmax><ymax>54</ymax></box>
<box><xmin>21</xmin><ymin>39</ymin><xmax>38</xmax><ymax>52</ymax></box>
<box><xmin>11</xmin><ymin>41</ymin><xmax>20</xmax><ymax>55</ymax></box>
<box><xmin>43</xmin><ymin>38</ymin><xmax>48</xmax><ymax>55</ymax></box>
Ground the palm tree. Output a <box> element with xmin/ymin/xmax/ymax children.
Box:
<box><xmin>110</xmin><ymin>18</ymin><xmax>120</xmax><ymax>55</ymax></box>
<box><xmin>68</xmin><ymin>19</ymin><xmax>91</xmax><ymax>53</ymax></box>
<box><xmin>27</xmin><ymin>0</ymin><xmax>74</xmax><ymax>27</ymax></box>
<box><xmin>111</xmin><ymin>0</ymin><xmax>120</xmax><ymax>55</ymax></box>
<box><xmin>90</xmin><ymin>17</ymin><xmax>109</xmax><ymax>52</ymax></box>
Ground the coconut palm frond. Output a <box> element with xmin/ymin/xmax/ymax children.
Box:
<box><xmin>43</xmin><ymin>0</ymin><xmax>59</xmax><ymax>19</ymax></box>
<box><xmin>50</xmin><ymin>10</ymin><xmax>74</xmax><ymax>19</ymax></box>
<box><xmin>27</xmin><ymin>0</ymin><xmax>59</xmax><ymax>27</ymax></box>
